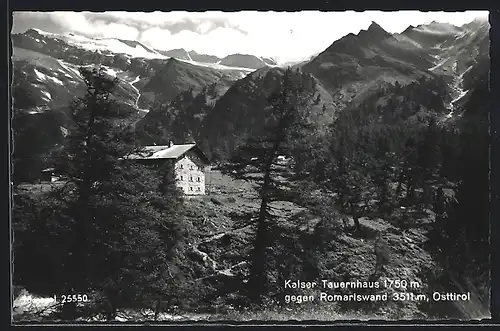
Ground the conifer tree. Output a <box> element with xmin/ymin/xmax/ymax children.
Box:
<box><xmin>417</xmin><ymin>116</ymin><xmax>442</xmax><ymax>182</ymax></box>
<box><xmin>221</xmin><ymin>67</ymin><xmax>313</xmax><ymax>304</ymax></box>
<box><xmin>328</xmin><ymin>131</ymin><xmax>372</xmax><ymax>235</ymax></box>
<box><xmin>14</xmin><ymin>67</ymin><xmax>184</xmax><ymax>320</ymax></box>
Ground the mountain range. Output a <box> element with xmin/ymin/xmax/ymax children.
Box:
<box><xmin>10</xmin><ymin>17</ymin><xmax>490</xmax><ymax>182</ymax></box>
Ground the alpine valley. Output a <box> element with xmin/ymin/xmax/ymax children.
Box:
<box><xmin>11</xmin><ymin>18</ymin><xmax>489</xmax><ymax>181</ymax></box>
<box><xmin>11</xmin><ymin>15</ymin><xmax>491</xmax><ymax>321</ymax></box>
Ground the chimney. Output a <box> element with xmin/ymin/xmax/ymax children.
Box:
<box><xmin>169</xmin><ymin>141</ymin><xmax>174</xmax><ymax>148</ymax></box>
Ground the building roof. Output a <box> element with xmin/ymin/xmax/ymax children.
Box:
<box><xmin>127</xmin><ymin>144</ymin><xmax>210</xmax><ymax>164</ymax></box>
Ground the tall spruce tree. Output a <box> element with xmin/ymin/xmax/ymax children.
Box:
<box><xmin>220</xmin><ymin>67</ymin><xmax>314</xmax><ymax>304</ymax></box>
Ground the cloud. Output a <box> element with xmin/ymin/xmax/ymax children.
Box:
<box><xmin>12</xmin><ymin>11</ymin><xmax>488</xmax><ymax>63</ymax></box>
<box><xmin>79</xmin><ymin>11</ymin><xmax>249</xmax><ymax>35</ymax></box>
<box><xmin>12</xmin><ymin>12</ymin><xmax>141</xmax><ymax>40</ymax></box>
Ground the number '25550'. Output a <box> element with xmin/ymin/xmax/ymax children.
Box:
<box><xmin>55</xmin><ymin>294</ymin><xmax>89</xmax><ymax>303</ymax></box>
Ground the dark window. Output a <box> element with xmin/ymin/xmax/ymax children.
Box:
<box><xmin>190</xmin><ymin>165</ymin><xmax>194</xmax><ymax>170</ymax></box>
<box><xmin>197</xmin><ymin>177</ymin><xmax>200</xmax><ymax>182</ymax></box>
<box><xmin>180</xmin><ymin>164</ymin><xmax>183</xmax><ymax>169</ymax></box>
<box><xmin>190</xmin><ymin>187</ymin><xmax>193</xmax><ymax>191</ymax></box>
<box><xmin>190</xmin><ymin>176</ymin><xmax>193</xmax><ymax>181</ymax></box>
<box><xmin>197</xmin><ymin>187</ymin><xmax>200</xmax><ymax>191</ymax></box>
<box><xmin>180</xmin><ymin>176</ymin><xmax>183</xmax><ymax>181</ymax></box>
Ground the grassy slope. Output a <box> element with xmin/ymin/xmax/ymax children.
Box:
<box><xmin>13</xmin><ymin>167</ymin><xmax>487</xmax><ymax>321</ymax></box>
<box><xmin>173</xmin><ymin>170</ymin><xmax>439</xmax><ymax>320</ymax></box>
<box><xmin>186</xmin><ymin>170</ymin><xmax>490</xmax><ymax>320</ymax></box>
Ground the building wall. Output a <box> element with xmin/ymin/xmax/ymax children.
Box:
<box><xmin>174</xmin><ymin>152</ymin><xmax>207</xmax><ymax>195</ymax></box>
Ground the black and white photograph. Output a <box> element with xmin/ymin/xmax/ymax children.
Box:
<box><xmin>10</xmin><ymin>10</ymin><xmax>491</xmax><ymax>322</ymax></box>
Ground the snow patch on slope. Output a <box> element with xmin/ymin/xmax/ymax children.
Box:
<box><xmin>57</xmin><ymin>60</ymin><xmax>82</xmax><ymax>79</ymax></box>
<box><xmin>178</xmin><ymin>58</ymin><xmax>255</xmax><ymax>72</ymax></box>
<box><xmin>47</xmin><ymin>76</ymin><xmax>63</xmax><ymax>85</ymax></box>
<box><xmin>414</xmin><ymin>23</ymin><xmax>462</xmax><ymax>36</ymax></box>
<box><xmin>459</xmin><ymin>65</ymin><xmax>474</xmax><ymax>79</ymax></box>
<box><xmin>58</xmin><ymin>34</ymin><xmax>167</xmax><ymax>60</ymax></box>
<box><xmin>41</xmin><ymin>90</ymin><xmax>51</xmax><ymax>101</ymax></box>
<box><xmin>33</xmin><ymin>68</ymin><xmax>46</xmax><ymax>81</ymax></box>
<box><xmin>25</xmin><ymin>30</ymin><xmax>259</xmax><ymax>73</ymax></box>
<box><xmin>60</xmin><ymin>126</ymin><xmax>69</xmax><ymax>137</ymax></box>
<box><xmin>451</xmin><ymin>89</ymin><xmax>469</xmax><ymax>104</ymax></box>
<box><xmin>31</xmin><ymin>28</ymin><xmax>56</xmax><ymax>36</ymax></box>
<box><xmin>103</xmin><ymin>66</ymin><xmax>119</xmax><ymax>77</ymax></box>
<box><xmin>33</xmin><ymin>68</ymin><xmax>64</xmax><ymax>85</ymax></box>
<box><xmin>130</xmin><ymin>76</ymin><xmax>140</xmax><ymax>85</ymax></box>
<box><xmin>429</xmin><ymin>57</ymin><xmax>449</xmax><ymax>71</ymax></box>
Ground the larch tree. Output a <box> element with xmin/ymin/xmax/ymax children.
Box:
<box><xmin>220</xmin><ymin>67</ymin><xmax>314</xmax><ymax>304</ymax></box>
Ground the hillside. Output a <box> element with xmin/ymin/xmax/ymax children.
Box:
<box><xmin>11</xmin><ymin>46</ymin><xmax>145</xmax><ymax>183</ymax></box>
<box><xmin>136</xmin><ymin>65</ymin><xmax>336</xmax><ymax>160</ymax></box>
<box><xmin>10</xmin><ymin>29</ymin><xmax>255</xmax><ymax>182</ymax></box>
<box><xmin>302</xmin><ymin>22</ymin><xmax>435</xmax><ymax>103</ymax></box>
<box><xmin>188</xmin><ymin>50</ymin><xmax>222</xmax><ymax>64</ymax></box>
<box><xmin>11</xmin><ymin>170</ymin><xmax>448</xmax><ymax>321</ymax></box>
<box><xmin>11</xmin><ymin>29</ymin><xmax>256</xmax><ymax>105</ymax></box>
<box><xmin>219</xmin><ymin>53</ymin><xmax>277</xmax><ymax>69</ymax></box>
<box><xmin>13</xmin><ymin>47</ymin><xmax>87</xmax><ymax>110</ymax></box>
<box><xmin>137</xmin><ymin>19</ymin><xmax>489</xmax><ymax>161</ymax></box>
<box><xmin>141</xmin><ymin>57</ymin><xmax>249</xmax><ymax>106</ymax></box>
<box><xmin>10</xmin><ymin>18</ymin><xmax>489</xmax><ymax>184</ymax></box>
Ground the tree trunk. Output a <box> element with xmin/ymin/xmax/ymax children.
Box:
<box><xmin>246</xmin><ymin>165</ymin><xmax>272</xmax><ymax>304</ymax></box>
<box><xmin>353</xmin><ymin>215</ymin><xmax>363</xmax><ymax>236</ymax></box>
<box><xmin>104</xmin><ymin>297</ymin><xmax>118</xmax><ymax>321</ymax></box>
<box><xmin>395</xmin><ymin>180</ymin><xmax>403</xmax><ymax>198</ymax></box>
<box><xmin>406</xmin><ymin>176</ymin><xmax>416</xmax><ymax>205</ymax></box>
<box><xmin>65</xmin><ymin>108</ymin><xmax>97</xmax><ymax>303</ymax></box>
<box><xmin>245</xmin><ymin>117</ymin><xmax>285</xmax><ymax>303</ymax></box>
<box><xmin>349</xmin><ymin>201</ymin><xmax>365</xmax><ymax>237</ymax></box>
<box><xmin>378</xmin><ymin>183</ymin><xmax>389</xmax><ymax>213</ymax></box>
<box><xmin>247</xmin><ymin>214</ymin><xmax>268</xmax><ymax>304</ymax></box>
<box><xmin>67</xmin><ymin>188</ymin><xmax>91</xmax><ymax>299</ymax></box>
<box><xmin>405</xmin><ymin>180</ymin><xmax>411</xmax><ymax>199</ymax></box>
<box><xmin>154</xmin><ymin>298</ymin><xmax>162</xmax><ymax>321</ymax></box>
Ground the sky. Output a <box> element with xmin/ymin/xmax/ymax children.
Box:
<box><xmin>12</xmin><ymin>11</ymin><xmax>489</xmax><ymax>64</ymax></box>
